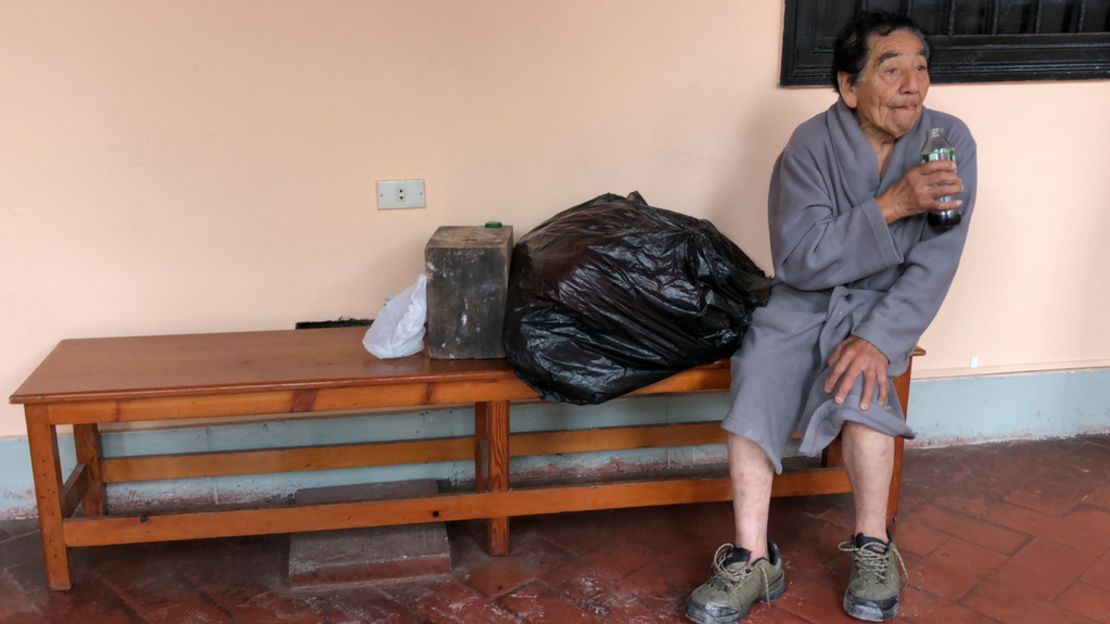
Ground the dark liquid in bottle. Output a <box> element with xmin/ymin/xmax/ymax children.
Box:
<box><xmin>928</xmin><ymin>209</ymin><xmax>961</xmax><ymax>229</ymax></box>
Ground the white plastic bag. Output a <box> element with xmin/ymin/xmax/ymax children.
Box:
<box><xmin>362</xmin><ymin>274</ymin><xmax>427</xmax><ymax>358</ymax></box>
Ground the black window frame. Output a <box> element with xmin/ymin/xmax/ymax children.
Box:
<box><xmin>781</xmin><ymin>0</ymin><xmax>1110</xmax><ymax>86</ymax></box>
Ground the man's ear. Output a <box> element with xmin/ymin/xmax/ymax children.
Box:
<box><xmin>837</xmin><ymin>71</ymin><xmax>858</xmax><ymax>108</ymax></box>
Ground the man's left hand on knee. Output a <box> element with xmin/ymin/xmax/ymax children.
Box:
<box><xmin>825</xmin><ymin>336</ymin><xmax>890</xmax><ymax>410</ymax></box>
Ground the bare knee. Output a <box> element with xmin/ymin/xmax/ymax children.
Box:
<box><xmin>841</xmin><ymin>420</ymin><xmax>868</xmax><ymax>436</ymax></box>
<box><xmin>728</xmin><ymin>434</ymin><xmax>773</xmax><ymax>468</ymax></box>
<box><xmin>841</xmin><ymin>421</ymin><xmax>892</xmax><ymax>443</ymax></box>
<box><xmin>841</xmin><ymin>422</ymin><xmax>895</xmax><ymax>465</ymax></box>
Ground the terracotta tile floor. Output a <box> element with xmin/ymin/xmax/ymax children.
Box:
<box><xmin>2</xmin><ymin>435</ymin><xmax>1109</xmax><ymax>623</ymax></box>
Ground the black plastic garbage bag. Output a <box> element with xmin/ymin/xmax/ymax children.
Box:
<box><xmin>503</xmin><ymin>191</ymin><xmax>772</xmax><ymax>405</ymax></box>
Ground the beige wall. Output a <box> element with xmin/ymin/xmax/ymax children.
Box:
<box><xmin>2</xmin><ymin>1</ymin><xmax>1109</xmax><ymax>438</ymax></box>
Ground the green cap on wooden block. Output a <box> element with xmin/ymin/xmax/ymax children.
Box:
<box><xmin>484</xmin><ymin>221</ymin><xmax>503</xmax><ymax>228</ymax></box>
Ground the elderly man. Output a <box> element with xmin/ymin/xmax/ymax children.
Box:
<box><xmin>686</xmin><ymin>11</ymin><xmax>976</xmax><ymax>624</ymax></box>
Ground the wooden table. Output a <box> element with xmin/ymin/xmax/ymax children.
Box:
<box><xmin>10</xmin><ymin>327</ymin><xmax>919</xmax><ymax>590</ymax></box>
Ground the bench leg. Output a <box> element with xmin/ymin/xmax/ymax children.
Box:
<box><xmin>887</xmin><ymin>359</ymin><xmax>916</xmax><ymax>524</ymax></box>
<box><xmin>73</xmin><ymin>424</ymin><xmax>107</xmax><ymax>516</ymax></box>
<box><xmin>474</xmin><ymin>403</ymin><xmax>488</xmax><ymax>493</ymax></box>
<box><xmin>478</xmin><ymin>400</ymin><xmax>511</xmax><ymax>555</ymax></box>
<box><xmin>887</xmin><ymin>437</ymin><xmax>906</xmax><ymax>525</ymax></box>
<box><xmin>821</xmin><ymin>437</ymin><xmax>844</xmax><ymax>468</ymax></box>
<box><xmin>25</xmin><ymin>406</ymin><xmax>72</xmax><ymax>590</ymax></box>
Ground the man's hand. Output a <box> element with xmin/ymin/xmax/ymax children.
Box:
<box><xmin>877</xmin><ymin>160</ymin><xmax>963</xmax><ymax>224</ymax></box>
<box><xmin>823</xmin><ymin>336</ymin><xmax>889</xmax><ymax>410</ymax></box>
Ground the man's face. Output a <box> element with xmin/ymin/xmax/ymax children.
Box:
<box><xmin>838</xmin><ymin>29</ymin><xmax>930</xmax><ymax>142</ymax></box>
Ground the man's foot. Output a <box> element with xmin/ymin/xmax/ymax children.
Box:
<box><xmin>840</xmin><ymin>533</ymin><xmax>907</xmax><ymax>622</ymax></box>
<box><xmin>685</xmin><ymin>542</ymin><xmax>786</xmax><ymax>624</ymax></box>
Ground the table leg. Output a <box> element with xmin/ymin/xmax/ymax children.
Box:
<box><xmin>73</xmin><ymin>424</ymin><xmax>107</xmax><ymax>516</ymax></box>
<box><xmin>483</xmin><ymin>400</ymin><xmax>510</xmax><ymax>555</ymax></box>
<box><xmin>25</xmin><ymin>406</ymin><xmax>72</xmax><ymax>590</ymax></box>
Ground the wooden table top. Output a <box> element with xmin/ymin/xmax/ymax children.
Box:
<box><xmin>10</xmin><ymin>327</ymin><xmax>730</xmax><ymax>405</ymax></box>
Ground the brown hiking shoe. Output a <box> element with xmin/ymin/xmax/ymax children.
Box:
<box><xmin>840</xmin><ymin>533</ymin><xmax>908</xmax><ymax>622</ymax></box>
<box><xmin>686</xmin><ymin>542</ymin><xmax>786</xmax><ymax>624</ymax></box>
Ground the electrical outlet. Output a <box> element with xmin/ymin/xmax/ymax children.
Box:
<box><xmin>377</xmin><ymin>179</ymin><xmax>426</xmax><ymax>210</ymax></box>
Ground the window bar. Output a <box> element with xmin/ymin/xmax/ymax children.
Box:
<box><xmin>946</xmin><ymin>0</ymin><xmax>958</xmax><ymax>35</ymax></box>
<box><xmin>989</xmin><ymin>0</ymin><xmax>1000</xmax><ymax>34</ymax></box>
<box><xmin>1034</xmin><ymin>0</ymin><xmax>1044</xmax><ymax>33</ymax></box>
<box><xmin>1077</xmin><ymin>0</ymin><xmax>1087</xmax><ymax>33</ymax></box>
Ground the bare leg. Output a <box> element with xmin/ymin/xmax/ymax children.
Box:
<box><xmin>727</xmin><ymin>434</ymin><xmax>774</xmax><ymax>560</ymax></box>
<box><xmin>841</xmin><ymin>421</ymin><xmax>894</xmax><ymax>539</ymax></box>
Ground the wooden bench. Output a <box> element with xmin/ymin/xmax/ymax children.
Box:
<box><xmin>10</xmin><ymin>327</ymin><xmax>921</xmax><ymax>590</ymax></box>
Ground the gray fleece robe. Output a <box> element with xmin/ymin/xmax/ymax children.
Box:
<box><xmin>721</xmin><ymin>99</ymin><xmax>977</xmax><ymax>473</ymax></box>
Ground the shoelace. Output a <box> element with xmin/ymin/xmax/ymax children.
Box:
<box><xmin>709</xmin><ymin>544</ymin><xmax>773</xmax><ymax>605</ymax></box>
<box><xmin>837</xmin><ymin>541</ymin><xmax>910</xmax><ymax>586</ymax></box>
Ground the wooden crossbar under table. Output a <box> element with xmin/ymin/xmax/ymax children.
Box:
<box><xmin>10</xmin><ymin>327</ymin><xmax>922</xmax><ymax>590</ymax></box>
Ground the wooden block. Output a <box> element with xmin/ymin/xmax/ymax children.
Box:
<box><xmin>425</xmin><ymin>225</ymin><xmax>513</xmax><ymax>359</ymax></box>
<box><xmin>287</xmin><ymin>480</ymin><xmax>451</xmax><ymax>588</ymax></box>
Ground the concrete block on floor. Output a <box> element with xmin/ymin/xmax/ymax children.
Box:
<box><xmin>288</xmin><ymin>479</ymin><xmax>451</xmax><ymax>588</ymax></box>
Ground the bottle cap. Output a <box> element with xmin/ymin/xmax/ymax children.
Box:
<box><xmin>484</xmin><ymin>221</ymin><xmax>503</xmax><ymax>228</ymax></box>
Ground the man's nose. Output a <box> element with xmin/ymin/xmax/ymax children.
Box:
<box><xmin>901</xmin><ymin>69</ymin><xmax>921</xmax><ymax>94</ymax></box>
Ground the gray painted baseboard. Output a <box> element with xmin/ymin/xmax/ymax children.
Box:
<box><xmin>2</xmin><ymin>367</ymin><xmax>1108</xmax><ymax>519</ymax></box>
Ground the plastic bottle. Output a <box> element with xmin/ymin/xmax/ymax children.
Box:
<box><xmin>921</xmin><ymin>127</ymin><xmax>960</xmax><ymax>230</ymax></box>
